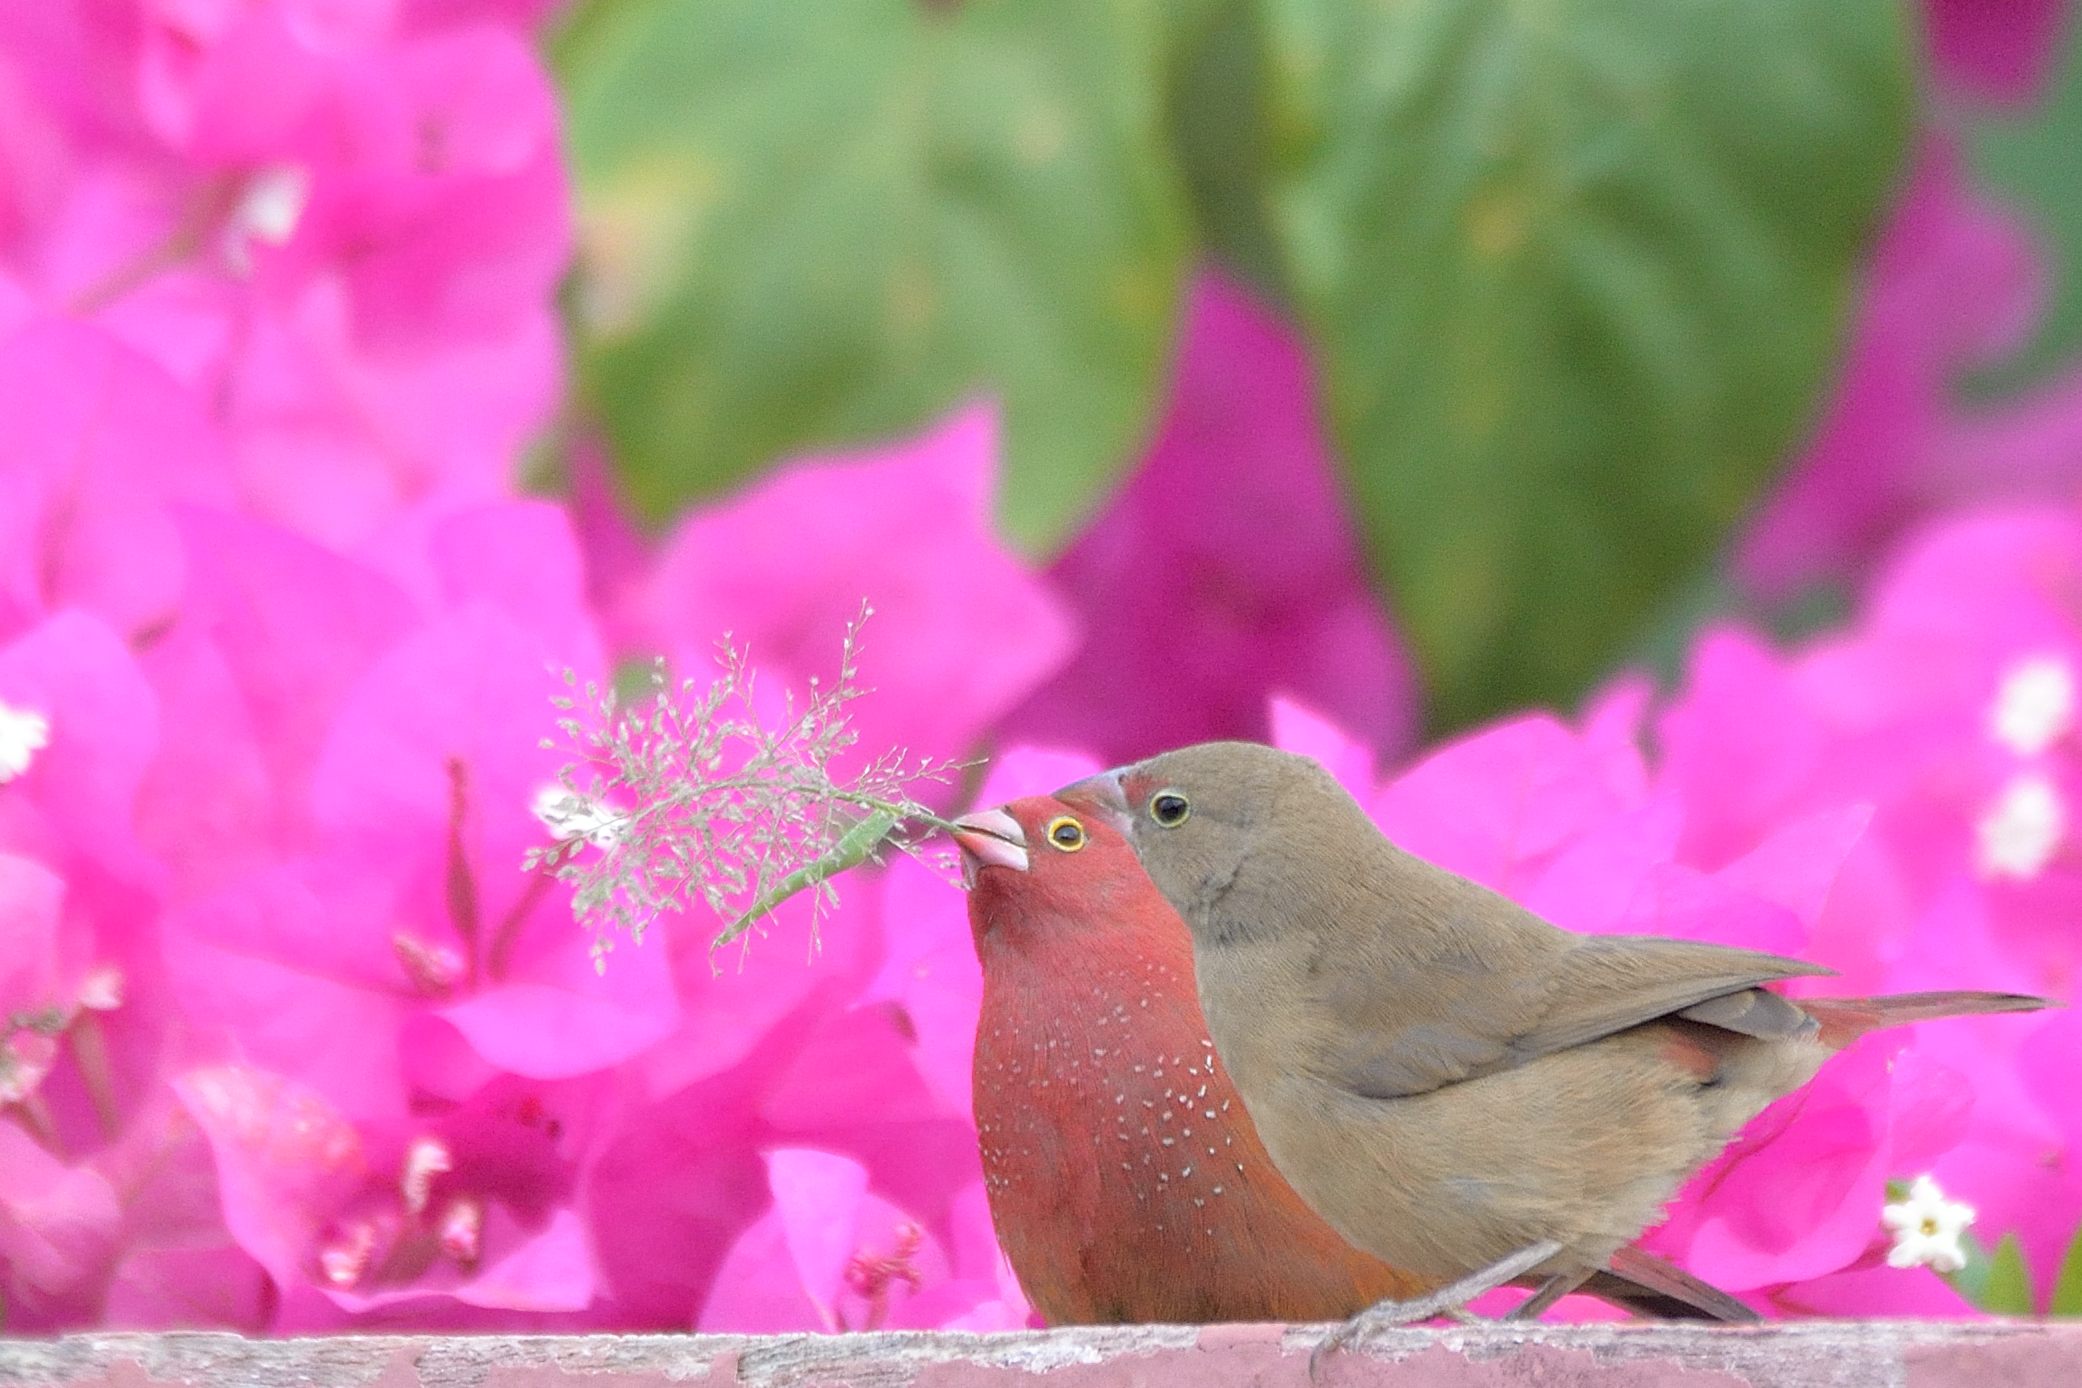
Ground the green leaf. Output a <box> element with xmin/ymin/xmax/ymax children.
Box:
<box><xmin>1978</xmin><ymin>1232</ymin><xmax>2038</xmax><ymax>1318</ymax></box>
<box><xmin>1259</xmin><ymin>0</ymin><xmax>1913</xmax><ymax>729</ymax></box>
<box><xmin>558</xmin><ymin>0</ymin><xmax>1190</xmax><ymax>551</ymax></box>
<box><xmin>1167</xmin><ymin>0</ymin><xmax>1289</xmax><ymax>305</ymax></box>
<box><xmin>1969</xmin><ymin>21</ymin><xmax>2082</xmax><ymax>397</ymax></box>
<box><xmin>1952</xmin><ymin>1230</ymin><xmax>2038</xmax><ymax>1317</ymax></box>
<box><xmin>2052</xmin><ymin>1221</ymin><xmax>2082</xmax><ymax>1317</ymax></box>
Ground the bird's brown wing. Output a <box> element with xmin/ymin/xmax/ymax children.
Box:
<box><xmin>1320</xmin><ymin>926</ymin><xmax>1831</xmax><ymax>1101</ymax></box>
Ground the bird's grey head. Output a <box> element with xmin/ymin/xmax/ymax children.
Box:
<box><xmin>1057</xmin><ymin>740</ymin><xmax>1356</xmax><ymax>945</ymax></box>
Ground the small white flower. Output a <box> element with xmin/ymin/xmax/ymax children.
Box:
<box><xmin>235</xmin><ymin>164</ymin><xmax>310</xmax><ymax>247</ymax></box>
<box><xmin>0</xmin><ymin>701</ymin><xmax>50</xmax><ymax>783</ymax></box>
<box><xmin>1975</xmin><ymin>772</ymin><xmax>2065</xmax><ymax>880</ymax></box>
<box><xmin>223</xmin><ymin>164</ymin><xmax>310</xmax><ymax>275</ymax></box>
<box><xmin>1882</xmin><ymin>1174</ymin><xmax>1975</xmax><ymax>1273</ymax></box>
<box><xmin>1991</xmin><ymin>655</ymin><xmax>2077</xmax><ymax>756</ymax></box>
<box><xmin>531</xmin><ymin>785</ymin><xmax>625</xmax><ymax>849</ymax></box>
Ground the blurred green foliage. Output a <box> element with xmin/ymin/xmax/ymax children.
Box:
<box><xmin>2057</xmin><ymin>1223</ymin><xmax>2082</xmax><ymax>1316</ymax></box>
<box><xmin>1257</xmin><ymin>0</ymin><xmax>1909</xmax><ymax>727</ymax></box>
<box><xmin>556</xmin><ymin>0</ymin><xmax>1188</xmax><ymax>552</ymax></box>
<box><xmin>1972</xmin><ymin>20</ymin><xmax>2082</xmax><ymax>396</ymax></box>
<box><xmin>1951</xmin><ymin>1230</ymin><xmax>2037</xmax><ymax>1316</ymax></box>
<box><xmin>557</xmin><ymin>0</ymin><xmax>1910</xmax><ymax>732</ymax></box>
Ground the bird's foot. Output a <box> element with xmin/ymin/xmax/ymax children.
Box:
<box><xmin>1308</xmin><ymin>1240</ymin><xmax>1562</xmax><ymax>1382</ymax></box>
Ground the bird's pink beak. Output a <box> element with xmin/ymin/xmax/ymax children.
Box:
<box><xmin>951</xmin><ymin>807</ymin><xmax>1028</xmax><ymax>887</ymax></box>
<box><xmin>1058</xmin><ymin>768</ymin><xmax>1133</xmax><ymax>837</ymax></box>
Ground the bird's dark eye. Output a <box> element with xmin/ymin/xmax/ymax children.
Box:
<box><xmin>1046</xmin><ymin>816</ymin><xmax>1086</xmax><ymax>852</ymax></box>
<box><xmin>1149</xmin><ymin>791</ymin><xmax>1190</xmax><ymax>827</ymax></box>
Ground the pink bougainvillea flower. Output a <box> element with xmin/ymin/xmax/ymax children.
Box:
<box><xmin>1928</xmin><ymin>355</ymin><xmax>2082</xmax><ymax>511</ymax></box>
<box><xmin>1739</xmin><ymin>141</ymin><xmax>2048</xmax><ymax>598</ymax></box>
<box><xmin>1013</xmin><ymin>272</ymin><xmax>1416</xmax><ymax>763</ymax></box>
<box><xmin>922</xmin><ymin>1180</ymin><xmax>1034</xmax><ymax>1331</ymax></box>
<box><xmin>397</xmin><ymin>0</ymin><xmax>569</xmax><ymax>34</ymax></box>
<box><xmin>0</xmin><ymin>611</ymin><xmax>161</xmax><ymax>888</ymax></box>
<box><xmin>0</xmin><ymin>5</ymin><xmax>569</xmax><ymax>553</ymax></box>
<box><xmin>637</xmin><ymin>404</ymin><xmax>1078</xmax><ymax>770</ymax></box>
<box><xmin>134</xmin><ymin>0</ymin><xmax>393</xmax><ymax>164</ymax></box>
<box><xmin>0</xmin><ymin>1122</ymin><xmax>123</xmax><ymax>1330</ymax></box>
<box><xmin>632</xmin><ymin>891</ymin><xmax>881</xmax><ymax>1104</ymax></box>
<box><xmin>80</xmin><ymin>1085</ymin><xmax>276</xmax><ymax>1333</ymax></box>
<box><xmin>217</xmin><ymin>21</ymin><xmax>570</xmax><ymax>545</ymax></box>
<box><xmin>1268</xmin><ymin>696</ymin><xmax>1380</xmax><ymax>802</ymax></box>
<box><xmin>1886</xmin><ymin>894</ymin><xmax>2079</xmax><ymax>1298</ymax></box>
<box><xmin>0</xmin><ymin>319</ymin><xmax>236</xmax><ymax>643</ymax></box>
<box><xmin>1651</xmin><ymin>1041</ymin><xmax>1914</xmax><ymax>1293</ymax></box>
<box><xmin>143</xmin><ymin>504</ymin><xmax>674</xmax><ymax>1317</ymax></box>
<box><xmin>172</xmin><ymin>1066</ymin><xmax>368</xmax><ymax>1295</ymax></box>
<box><xmin>1655</xmin><ymin>505</ymin><xmax>2082</xmax><ymax>1299</ymax></box>
<box><xmin>583</xmin><ymin>1061</ymin><xmax>787</xmax><ymax>1329</ymax></box>
<box><xmin>166</xmin><ymin>595</ymin><xmax>674</xmax><ymax>1118</ymax></box>
<box><xmin>0</xmin><ymin>610</ymin><xmax>182</xmax><ymax>1176</ymax></box>
<box><xmin>175</xmin><ymin>1064</ymin><xmax>602</xmax><ymax>1318</ymax></box>
<box><xmin>1769</xmin><ymin>508</ymin><xmax>2082</xmax><ymax>989</ymax></box>
<box><xmin>1923</xmin><ymin>0</ymin><xmax>2073</xmax><ymax>106</ymax></box>
<box><xmin>156</xmin><ymin>506</ymin><xmax>416</xmax><ymax>832</ymax></box>
<box><xmin>696</xmin><ymin>1147</ymin><xmax>1019</xmax><ymax>1333</ymax></box>
<box><xmin>1371</xmin><ymin>702</ymin><xmax>1651</xmax><ymax>897</ymax></box>
<box><xmin>0</xmin><ymin>855</ymin><xmax>73</xmax><ymax>1036</ymax></box>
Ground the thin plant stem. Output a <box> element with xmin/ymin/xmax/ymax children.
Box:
<box><xmin>529</xmin><ymin>606</ymin><xmax>969</xmax><ymax>963</ymax></box>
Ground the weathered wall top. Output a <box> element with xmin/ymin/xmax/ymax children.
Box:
<box><xmin>2</xmin><ymin>1321</ymin><xmax>2078</xmax><ymax>1388</ymax></box>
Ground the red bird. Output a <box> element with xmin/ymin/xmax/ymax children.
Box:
<box><xmin>953</xmin><ymin>792</ymin><xmax>1750</xmax><ymax>1325</ymax></box>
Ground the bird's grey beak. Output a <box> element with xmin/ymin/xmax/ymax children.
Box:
<box><xmin>1058</xmin><ymin>768</ymin><xmax>1133</xmax><ymax>838</ymax></box>
<box><xmin>951</xmin><ymin>808</ymin><xmax>1028</xmax><ymax>888</ymax></box>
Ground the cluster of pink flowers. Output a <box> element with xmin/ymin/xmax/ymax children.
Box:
<box><xmin>1741</xmin><ymin>3</ymin><xmax>2082</xmax><ymax>599</ymax></box>
<box><xmin>0</xmin><ymin>0</ymin><xmax>2077</xmax><ymax>1337</ymax></box>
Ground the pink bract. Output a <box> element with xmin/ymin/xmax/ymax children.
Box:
<box><xmin>638</xmin><ymin>404</ymin><xmax>1078</xmax><ymax>771</ymax></box>
<box><xmin>1013</xmin><ymin>272</ymin><xmax>1417</xmax><ymax>764</ymax></box>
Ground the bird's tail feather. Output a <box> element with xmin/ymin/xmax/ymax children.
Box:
<box><xmin>1584</xmin><ymin>1246</ymin><xmax>1758</xmax><ymax>1323</ymax></box>
<box><xmin>1804</xmin><ymin>991</ymin><xmax>2055</xmax><ymax>1049</ymax></box>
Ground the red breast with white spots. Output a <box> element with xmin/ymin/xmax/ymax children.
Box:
<box><xmin>957</xmin><ymin>793</ymin><xmax>1425</xmax><ymax>1324</ymax></box>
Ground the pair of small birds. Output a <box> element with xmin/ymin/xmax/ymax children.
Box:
<box><xmin>950</xmin><ymin>741</ymin><xmax>2051</xmax><ymax>1342</ymax></box>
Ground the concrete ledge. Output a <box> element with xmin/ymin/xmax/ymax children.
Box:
<box><xmin>1</xmin><ymin>1322</ymin><xmax>2078</xmax><ymax>1388</ymax></box>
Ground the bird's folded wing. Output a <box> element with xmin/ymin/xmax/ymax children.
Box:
<box><xmin>1323</xmin><ymin>932</ymin><xmax>1831</xmax><ymax>1101</ymax></box>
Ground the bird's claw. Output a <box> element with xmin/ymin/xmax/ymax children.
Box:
<box><xmin>1306</xmin><ymin>1240</ymin><xmax>1564</xmax><ymax>1384</ymax></box>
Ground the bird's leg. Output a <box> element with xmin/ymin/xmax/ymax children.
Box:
<box><xmin>1505</xmin><ymin>1266</ymin><xmax>1595</xmax><ymax>1321</ymax></box>
<box><xmin>1308</xmin><ymin>1240</ymin><xmax>1563</xmax><ymax>1380</ymax></box>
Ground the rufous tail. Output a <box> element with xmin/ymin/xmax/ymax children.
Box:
<box><xmin>1804</xmin><ymin>991</ymin><xmax>2054</xmax><ymax>1049</ymax></box>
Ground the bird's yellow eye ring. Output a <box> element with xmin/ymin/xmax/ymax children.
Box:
<box><xmin>1046</xmin><ymin>816</ymin><xmax>1086</xmax><ymax>852</ymax></box>
<box><xmin>1149</xmin><ymin>790</ymin><xmax>1190</xmax><ymax>827</ymax></box>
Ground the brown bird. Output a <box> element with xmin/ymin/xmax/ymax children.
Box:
<box><xmin>1058</xmin><ymin>741</ymin><xmax>2054</xmax><ymax>1344</ymax></box>
<box><xmin>951</xmin><ymin>791</ymin><xmax>1760</xmax><ymax>1326</ymax></box>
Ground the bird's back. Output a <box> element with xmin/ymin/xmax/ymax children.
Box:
<box><xmin>1184</xmin><ymin>827</ymin><xmax>1835</xmax><ymax>1278</ymax></box>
